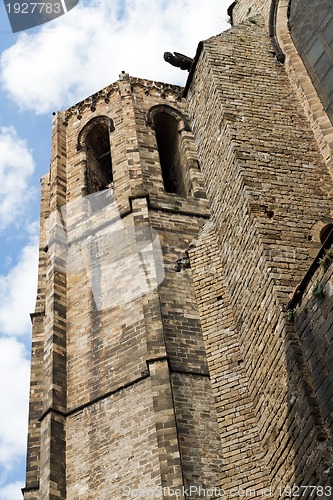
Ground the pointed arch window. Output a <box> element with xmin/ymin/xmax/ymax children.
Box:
<box><xmin>154</xmin><ymin>111</ymin><xmax>186</xmax><ymax>196</ymax></box>
<box><xmin>147</xmin><ymin>105</ymin><xmax>196</xmax><ymax>197</ymax></box>
<box><xmin>77</xmin><ymin>116</ymin><xmax>114</xmax><ymax>194</ymax></box>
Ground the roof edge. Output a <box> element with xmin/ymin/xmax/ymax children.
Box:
<box><xmin>183</xmin><ymin>41</ymin><xmax>204</xmax><ymax>97</ymax></box>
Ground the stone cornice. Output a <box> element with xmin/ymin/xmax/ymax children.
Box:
<box><xmin>63</xmin><ymin>76</ymin><xmax>183</xmax><ymax>125</ymax></box>
<box><xmin>64</xmin><ymin>81</ymin><xmax>119</xmax><ymax>124</ymax></box>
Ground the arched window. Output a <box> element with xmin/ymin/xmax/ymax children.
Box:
<box><xmin>320</xmin><ymin>223</ymin><xmax>333</xmax><ymax>244</ymax></box>
<box><xmin>77</xmin><ymin>116</ymin><xmax>114</xmax><ymax>194</ymax></box>
<box><xmin>147</xmin><ymin>105</ymin><xmax>198</xmax><ymax>197</ymax></box>
<box><xmin>153</xmin><ymin>111</ymin><xmax>186</xmax><ymax>196</ymax></box>
<box><xmin>289</xmin><ymin>0</ymin><xmax>333</xmax><ymax>124</ymax></box>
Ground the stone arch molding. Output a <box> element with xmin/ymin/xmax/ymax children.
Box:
<box><xmin>76</xmin><ymin>115</ymin><xmax>115</xmax><ymax>151</ymax></box>
<box><xmin>146</xmin><ymin>104</ymin><xmax>193</xmax><ymax>197</ymax></box>
<box><xmin>146</xmin><ymin>104</ymin><xmax>191</xmax><ymax>131</ymax></box>
<box><xmin>146</xmin><ymin>103</ymin><xmax>205</xmax><ymax>198</ymax></box>
<box><xmin>311</xmin><ymin>218</ymin><xmax>333</xmax><ymax>244</ymax></box>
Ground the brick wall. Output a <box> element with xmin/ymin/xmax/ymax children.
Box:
<box><xmin>187</xmin><ymin>18</ymin><xmax>333</xmax><ymax>494</ymax></box>
<box><xmin>24</xmin><ymin>5</ymin><xmax>333</xmax><ymax>497</ymax></box>
<box><xmin>24</xmin><ymin>76</ymin><xmax>223</xmax><ymax>499</ymax></box>
<box><xmin>233</xmin><ymin>0</ymin><xmax>270</xmax><ymax>26</ymax></box>
<box><xmin>66</xmin><ymin>379</ymin><xmax>161</xmax><ymax>499</ymax></box>
<box><xmin>289</xmin><ymin>244</ymin><xmax>333</xmax><ymax>487</ymax></box>
<box><xmin>189</xmin><ymin>222</ymin><xmax>269</xmax><ymax>494</ymax></box>
<box><xmin>233</xmin><ymin>0</ymin><xmax>333</xmax><ymax>179</ymax></box>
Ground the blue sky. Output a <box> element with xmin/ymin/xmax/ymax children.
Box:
<box><xmin>0</xmin><ymin>1</ymin><xmax>229</xmax><ymax>498</ymax></box>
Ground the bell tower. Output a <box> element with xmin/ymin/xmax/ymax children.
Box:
<box><xmin>23</xmin><ymin>72</ymin><xmax>223</xmax><ymax>499</ymax></box>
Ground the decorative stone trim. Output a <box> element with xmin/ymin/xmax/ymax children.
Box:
<box><xmin>146</xmin><ymin>103</ymin><xmax>190</xmax><ymax>129</ymax></box>
<box><xmin>64</xmin><ymin>82</ymin><xmax>119</xmax><ymax>124</ymax></box>
<box><xmin>64</xmin><ymin>77</ymin><xmax>183</xmax><ymax>125</ymax></box>
<box><xmin>76</xmin><ymin>115</ymin><xmax>115</xmax><ymax>151</ymax></box>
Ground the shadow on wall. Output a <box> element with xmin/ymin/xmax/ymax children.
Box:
<box><xmin>286</xmin><ymin>230</ymin><xmax>333</xmax><ymax>492</ymax></box>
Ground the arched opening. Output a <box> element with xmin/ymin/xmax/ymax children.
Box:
<box><xmin>77</xmin><ymin>117</ymin><xmax>114</xmax><ymax>195</ymax></box>
<box><xmin>320</xmin><ymin>223</ymin><xmax>333</xmax><ymax>244</ymax></box>
<box><xmin>85</xmin><ymin>121</ymin><xmax>112</xmax><ymax>194</ymax></box>
<box><xmin>153</xmin><ymin>111</ymin><xmax>186</xmax><ymax>196</ymax></box>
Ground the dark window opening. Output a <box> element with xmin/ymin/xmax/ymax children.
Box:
<box><xmin>154</xmin><ymin>112</ymin><xmax>186</xmax><ymax>196</ymax></box>
<box><xmin>320</xmin><ymin>223</ymin><xmax>333</xmax><ymax>244</ymax></box>
<box><xmin>289</xmin><ymin>0</ymin><xmax>333</xmax><ymax>124</ymax></box>
<box><xmin>85</xmin><ymin>121</ymin><xmax>113</xmax><ymax>194</ymax></box>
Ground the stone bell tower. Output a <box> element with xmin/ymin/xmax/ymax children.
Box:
<box><xmin>22</xmin><ymin>72</ymin><xmax>223</xmax><ymax>499</ymax></box>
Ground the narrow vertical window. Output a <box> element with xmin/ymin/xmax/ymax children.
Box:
<box><xmin>85</xmin><ymin>122</ymin><xmax>112</xmax><ymax>194</ymax></box>
<box><xmin>77</xmin><ymin>117</ymin><xmax>114</xmax><ymax>194</ymax></box>
<box><xmin>153</xmin><ymin>111</ymin><xmax>186</xmax><ymax>196</ymax></box>
<box><xmin>147</xmin><ymin>105</ymin><xmax>204</xmax><ymax>198</ymax></box>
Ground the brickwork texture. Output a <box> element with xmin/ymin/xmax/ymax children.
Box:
<box><xmin>23</xmin><ymin>1</ymin><xmax>333</xmax><ymax>499</ymax></box>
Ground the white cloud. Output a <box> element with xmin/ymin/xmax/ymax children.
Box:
<box><xmin>0</xmin><ymin>0</ymin><xmax>230</xmax><ymax>114</ymax></box>
<box><xmin>0</xmin><ymin>481</ymin><xmax>25</xmax><ymax>500</ymax></box>
<box><xmin>0</xmin><ymin>235</ymin><xmax>38</xmax><ymax>491</ymax></box>
<box><xmin>0</xmin><ymin>127</ymin><xmax>36</xmax><ymax>230</ymax></box>
<box><xmin>0</xmin><ymin>236</ymin><xmax>39</xmax><ymax>336</ymax></box>
<box><xmin>0</xmin><ymin>338</ymin><xmax>30</xmax><ymax>472</ymax></box>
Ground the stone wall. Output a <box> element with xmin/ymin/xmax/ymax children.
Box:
<box><xmin>66</xmin><ymin>378</ymin><xmax>161</xmax><ymax>499</ymax></box>
<box><xmin>189</xmin><ymin>221</ymin><xmax>269</xmax><ymax>494</ymax></box>
<box><xmin>187</xmin><ymin>18</ymin><xmax>333</xmax><ymax>495</ymax></box>
<box><xmin>24</xmin><ymin>76</ymin><xmax>223</xmax><ymax>499</ymax></box>
<box><xmin>233</xmin><ymin>0</ymin><xmax>271</xmax><ymax>26</ymax></box>
<box><xmin>289</xmin><ymin>241</ymin><xmax>333</xmax><ymax>486</ymax></box>
<box><xmin>24</xmin><ymin>3</ymin><xmax>333</xmax><ymax>497</ymax></box>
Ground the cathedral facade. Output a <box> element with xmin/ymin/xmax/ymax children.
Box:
<box><xmin>23</xmin><ymin>0</ymin><xmax>333</xmax><ymax>498</ymax></box>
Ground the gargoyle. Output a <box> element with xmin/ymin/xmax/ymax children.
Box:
<box><xmin>164</xmin><ymin>51</ymin><xmax>193</xmax><ymax>71</ymax></box>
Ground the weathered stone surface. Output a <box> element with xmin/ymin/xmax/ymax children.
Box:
<box><xmin>187</xmin><ymin>15</ymin><xmax>333</xmax><ymax>496</ymax></box>
<box><xmin>24</xmin><ymin>77</ymin><xmax>221</xmax><ymax>499</ymax></box>
<box><xmin>24</xmin><ymin>2</ymin><xmax>333</xmax><ymax>498</ymax></box>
